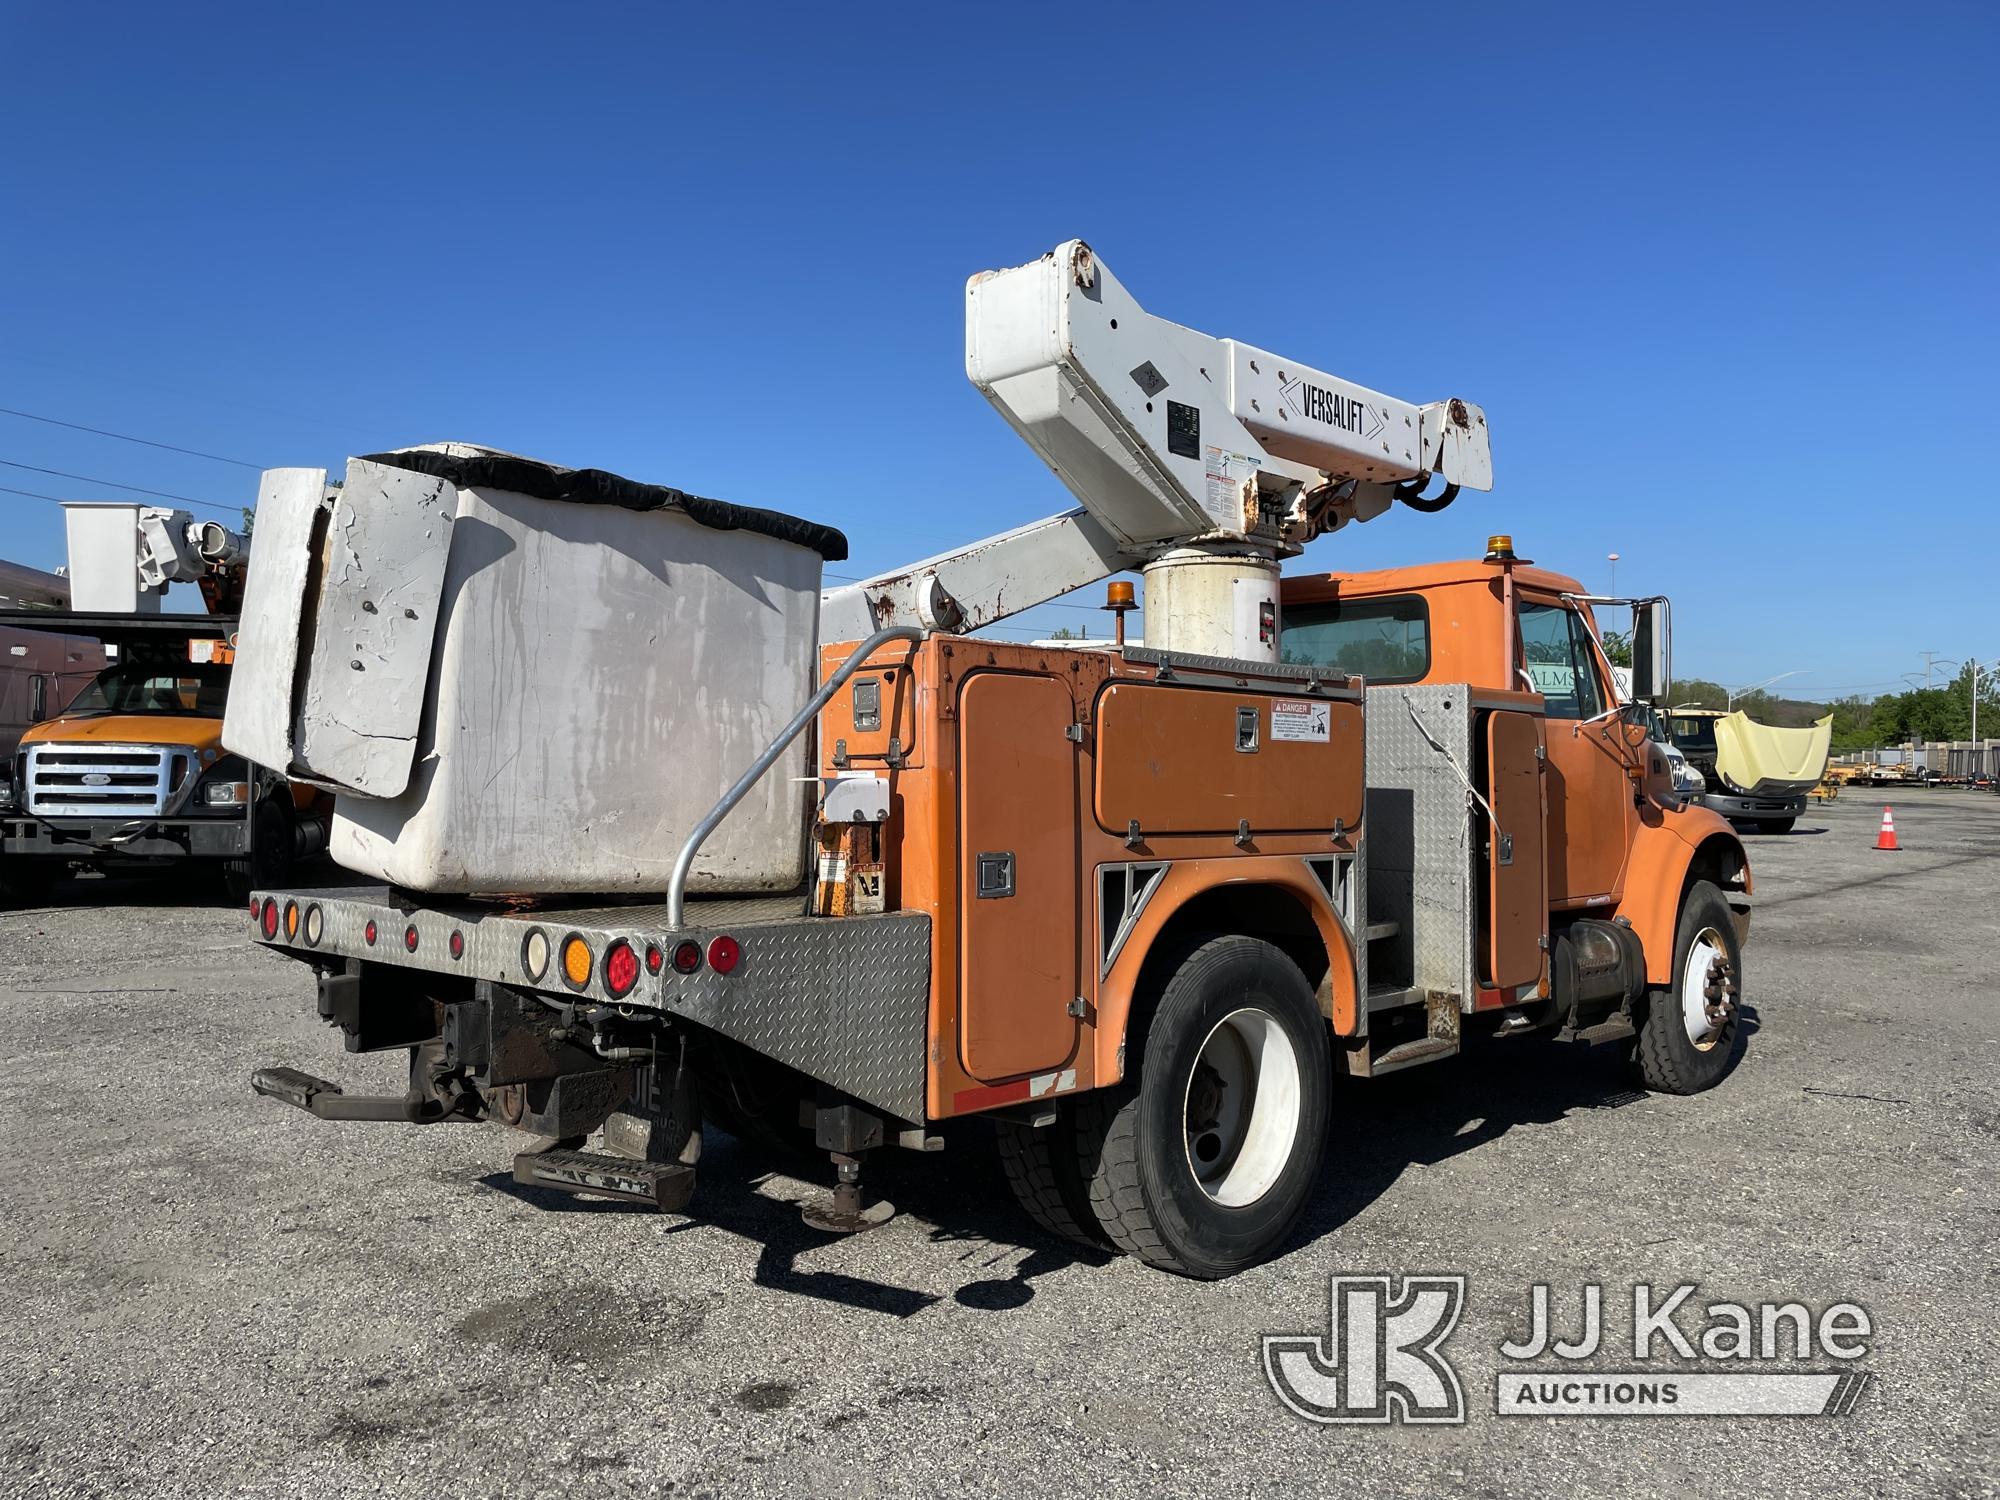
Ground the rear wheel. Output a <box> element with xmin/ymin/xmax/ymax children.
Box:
<box><xmin>996</xmin><ymin>1112</ymin><xmax>1105</xmax><ymax>1249</ymax></box>
<box><xmin>1634</xmin><ymin>880</ymin><xmax>1744</xmax><ymax>1094</ymax></box>
<box><xmin>1071</xmin><ymin>935</ymin><xmax>1330</xmax><ymax>1279</ymax></box>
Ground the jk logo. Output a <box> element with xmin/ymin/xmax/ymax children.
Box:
<box><xmin>1264</xmin><ymin>1275</ymin><xmax>1467</xmax><ymax>1424</ymax></box>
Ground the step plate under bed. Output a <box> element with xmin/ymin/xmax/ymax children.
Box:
<box><xmin>250</xmin><ymin>885</ymin><xmax>932</xmax><ymax>1123</ymax></box>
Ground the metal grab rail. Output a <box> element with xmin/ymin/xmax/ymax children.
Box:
<box><xmin>665</xmin><ymin>624</ymin><xmax>924</xmax><ymax>929</ymax></box>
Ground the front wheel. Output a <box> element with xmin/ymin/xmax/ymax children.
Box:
<box><xmin>1071</xmin><ymin>935</ymin><xmax>1330</xmax><ymax>1279</ymax></box>
<box><xmin>1634</xmin><ymin>880</ymin><xmax>1744</xmax><ymax>1095</ymax></box>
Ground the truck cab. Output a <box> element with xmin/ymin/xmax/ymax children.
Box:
<box><xmin>1281</xmin><ymin>556</ymin><xmax>1750</xmax><ymax>921</ymax></box>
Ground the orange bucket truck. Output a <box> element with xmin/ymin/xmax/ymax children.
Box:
<box><xmin>227</xmin><ymin>242</ymin><xmax>1749</xmax><ymax>1277</ymax></box>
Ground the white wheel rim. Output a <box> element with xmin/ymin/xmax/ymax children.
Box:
<box><xmin>1680</xmin><ymin>927</ymin><xmax>1735</xmax><ymax>1050</ymax></box>
<box><xmin>1182</xmin><ymin>1007</ymin><xmax>1302</xmax><ymax>1208</ymax></box>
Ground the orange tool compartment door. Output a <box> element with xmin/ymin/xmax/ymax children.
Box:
<box><xmin>957</xmin><ymin>671</ymin><xmax>1080</xmax><ymax>1081</ymax></box>
<box><xmin>1093</xmin><ymin>682</ymin><xmax>1362</xmax><ymax>837</ymax></box>
<box><xmin>1484</xmin><ymin>710</ymin><xmax>1548</xmax><ymax>988</ymax></box>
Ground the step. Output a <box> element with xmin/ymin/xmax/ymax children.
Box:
<box><xmin>512</xmin><ymin>1148</ymin><xmax>695</xmax><ymax>1212</ymax></box>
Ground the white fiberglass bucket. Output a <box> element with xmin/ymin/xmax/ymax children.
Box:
<box><xmin>225</xmin><ymin>444</ymin><xmax>845</xmax><ymax>896</ymax></box>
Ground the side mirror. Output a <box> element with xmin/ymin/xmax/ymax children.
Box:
<box><xmin>1630</xmin><ymin>599</ymin><xmax>1672</xmax><ymax>705</ymax></box>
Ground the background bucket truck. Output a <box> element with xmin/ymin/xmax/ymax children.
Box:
<box><xmin>0</xmin><ymin>503</ymin><xmax>329</xmax><ymax>905</ymax></box>
<box><xmin>227</xmin><ymin>240</ymin><xmax>1752</xmax><ymax>1278</ymax></box>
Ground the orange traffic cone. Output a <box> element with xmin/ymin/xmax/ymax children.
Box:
<box><xmin>1874</xmin><ymin>806</ymin><xmax>1901</xmax><ymax>851</ymax></box>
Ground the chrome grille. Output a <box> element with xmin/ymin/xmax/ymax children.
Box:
<box><xmin>24</xmin><ymin>743</ymin><xmax>188</xmax><ymax>818</ymax></box>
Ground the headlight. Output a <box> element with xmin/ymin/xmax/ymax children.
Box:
<box><xmin>193</xmin><ymin>755</ymin><xmax>252</xmax><ymax>807</ymax></box>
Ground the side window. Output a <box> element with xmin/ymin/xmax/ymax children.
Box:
<box><xmin>1518</xmin><ymin>602</ymin><xmax>1605</xmax><ymax>720</ymax></box>
<box><xmin>1279</xmin><ymin>595</ymin><xmax>1430</xmax><ymax>683</ymax></box>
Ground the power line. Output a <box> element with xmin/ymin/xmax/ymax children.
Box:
<box><xmin>0</xmin><ymin>483</ymin><xmax>74</xmax><ymax>506</ymax></box>
<box><xmin>0</xmin><ymin>458</ymin><xmax>242</xmax><ymax>515</ymax></box>
<box><xmin>0</xmin><ymin>406</ymin><xmax>264</xmax><ymax>469</ymax></box>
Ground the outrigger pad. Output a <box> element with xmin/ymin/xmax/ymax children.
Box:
<box><xmin>512</xmin><ymin>1148</ymin><xmax>695</xmax><ymax>1212</ymax></box>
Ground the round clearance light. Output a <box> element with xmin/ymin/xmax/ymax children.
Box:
<box><xmin>247</xmin><ymin>898</ymin><xmax>259</xmax><ymax>921</ymax></box>
<box><xmin>259</xmin><ymin>897</ymin><xmax>278</xmax><ymax>940</ymax></box>
<box><xmin>560</xmin><ymin>934</ymin><xmax>593</xmax><ymax>992</ymax></box>
<box><xmin>671</xmin><ymin>939</ymin><xmax>702</xmax><ymax>975</ymax></box>
<box><xmin>449</xmin><ymin>930</ymin><xmax>465</xmax><ymax>961</ymax></box>
<box><xmin>603</xmin><ymin>939</ymin><xmax>640</xmax><ymax>999</ymax></box>
<box><xmin>364</xmin><ymin>919</ymin><xmax>378</xmax><ymax>946</ymax></box>
<box><xmin>706</xmin><ymin>935</ymin><xmax>741</xmax><ymax>976</ymax></box>
<box><xmin>522</xmin><ymin>928</ymin><xmax>550</xmax><ymax>983</ymax></box>
<box><xmin>304</xmin><ymin>904</ymin><xmax>323</xmax><ymax>946</ymax></box>
<box><xmin>283</xmin><ymin>901</ymin><xmax>300</xmax><ymax>940</ymax></box>
<box><xmin>404</xmin><ymin>924</ymin><xmax>420</xmax><ymax>953</ymax></box>
<box><xmin>644</xmin><ymin>943</ymin><xmax>663</xmax><ymax>976</ymax></box>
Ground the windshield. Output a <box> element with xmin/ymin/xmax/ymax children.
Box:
<box><xmin>60</xmin><ymin>659</ymin><xmax>231</xmax><ymax>719</ymax></box>
<box><xmin>1669</xmin><ymin>715</ymin><xmax>1718</xmax><ymax>753</ymax></box>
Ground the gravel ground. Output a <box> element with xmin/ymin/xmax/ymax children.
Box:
<box><xmin>1</xmin><ymin>793</ymin><xmax>1996</xmax><ymax>1498</ymax></box>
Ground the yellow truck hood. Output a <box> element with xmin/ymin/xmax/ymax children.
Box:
<box><xmin>1713</xmin><ymin>713</ymin><xmax>1832</xmax><ymax>797</ymax></box>
<box><xmin>20</xmin><ymin>715</ymin><xmax>225</xmax><ymax>752</ymax></box>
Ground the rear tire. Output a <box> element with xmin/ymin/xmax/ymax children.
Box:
<box><xmin>996</xmin><ymin>1113</ymin><xmax>1105</xmax><ymax>1249</ymax></box>
<box><xmin>1071</xmin><ymin>935</ymin><xmax>1330</xmax><ymax>1279</ymax></box>
<box><xmin>1634</xmin><ymin>880</ymin><xmax>1744</xmax><ymax>1095</ymax></box>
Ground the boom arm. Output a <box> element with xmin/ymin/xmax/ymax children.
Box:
<box><xmin>821</xmin><ymin>239</ymin><xmax>1492</xmax><ymax>640</ymax></box>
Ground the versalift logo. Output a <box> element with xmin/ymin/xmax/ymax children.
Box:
<box><xmin>1281</xmin><ymin>378</ymin><xmax>1385</xmax><ymax>441</ymax></box>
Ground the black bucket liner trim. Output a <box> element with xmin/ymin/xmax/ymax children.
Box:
<box><xmin>360</xmin><ymin>447</ymin><xmax>848</xmax><ymax>562</ymax></box>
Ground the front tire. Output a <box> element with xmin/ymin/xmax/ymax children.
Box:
<box><xmin>222</xmin><ymin>796</ymin><xmax>295</xmax><ymax>905</ymax></box>
<box><xmin>1765</xmin><ymin>818</ymin><xmax>1796</xmax><ymax>834</ymax></box>
<box><xmin>1634</xmin><ymin>880</ymin><xmax>1744</xmax><ymax>1094</ymax></box>
<box><xmin>1071</xmin><ymin>935</ymin><xmax>1330</xmax><ymax>1279</ymax></box>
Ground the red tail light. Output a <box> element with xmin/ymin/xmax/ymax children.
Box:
<box><xmin>644</xmin><ymin>944</ymin><xmax>663</xmax><ymax>975</ymax></box>
<box><xmin>706</xmin><ymin>935</ymin><xmax>741</xmax><ymax>975</ymax></box>
<box><xmin>449</xmin><ymin>930</ymin><xmax>465</xmax><ymax>960</ymax></box>
<box><xmin>404</xmin><ymin>924</ymin><xmax>419</xmax><ymax>953</ymax></box>
<box><xmin>364</xmin><ymin>920</ymin><xmax>378</xmax><ymax>946</ymax></box>
<box><xmin>259</xmin><ymin>897</ymin><xmax>278</xmax><ymax>940</ymax></box>
<box><xmin>671</xmin><ymin>940</ymin><xmax>702</xmax><ymax>975</ymax></box>
<box><xmin>603</xmin><ymin>939</ymin><xmax>639</xmax><ymax>998</ymax></box>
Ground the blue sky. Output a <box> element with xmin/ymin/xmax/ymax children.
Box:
<box><xmin>2</xmin><ymin>3</ymin><xmax>1993</xmax><ymax>697</ymax></box>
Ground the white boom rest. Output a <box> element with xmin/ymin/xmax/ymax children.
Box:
<box><xmin>819</xmin><ymin>239</ymin><xmax>1492</xmax><ymax>643</ymax></box>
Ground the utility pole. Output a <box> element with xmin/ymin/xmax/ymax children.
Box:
<box><xmin>1607</xmin><ymin>552</ymin><xmax>1620</xmax><ymax>596</ymax></box>
<box><xmin>1920</xmin><ymin>650</ymin><xmax>1946</xmax><ymax>690</ymax></box>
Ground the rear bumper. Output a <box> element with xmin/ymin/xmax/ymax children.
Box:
<box><xmin>249</xmin><ymin>884</ymin><xmax>932</xmax><ymax>1124</ymax></box>
<box><xmin>1695</xmin><ymin>792</ymin><xmax>1807</xmax><ymax>823</ymax></box>
<box><xmin>0</xmin><ymin>814</ymin><xmax>247</xmax><ymax>861</ymax></box>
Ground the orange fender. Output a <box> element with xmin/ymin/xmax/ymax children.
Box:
<box><xmin>1616</xmin><ymin>806</ymin><xmax>1752</xmax><ymax>985</ymax></box>
<box><xmin>1093</xmin><ymin>854</ymin><xmax>1361</xmax><ymax>1086</ymax></box>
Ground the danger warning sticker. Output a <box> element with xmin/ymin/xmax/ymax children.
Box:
<box><xmin>1270</xmin><ymin>698</ymin><xmax>1331</xmax><ymax>743</ymax></box>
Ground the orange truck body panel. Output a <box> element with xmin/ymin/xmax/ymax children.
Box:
<box><xmin>818</xmin><ymin>554</ymin><xmax>1747</xmax><ymax>1123</ymax></box>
